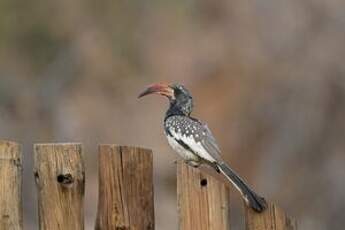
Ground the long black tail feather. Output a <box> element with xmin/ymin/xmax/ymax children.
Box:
<box><xmin>217</xmin><ymin>162</ymin><xmax>267</xmax><ymax>213</ymax></box>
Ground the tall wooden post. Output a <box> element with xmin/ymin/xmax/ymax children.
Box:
<box><xmin>177</xmin><ymin>161</ymin><xmax>230</xmax><ymax>230</ymax></box>
<box><xmin>244</xmin><ymin>202</ymin><xmax>297</xmax><ymax>230</ymax></box>
<box><xmin>95</xmin><ymin>145</ymin><xmax>154</xmax><ymax>230</ymax></box>
<box><xmin>0</xmin><ymin>140</ymin><xmax>22</xmax><ymax>230</ymax></box>
<box><xmin>34</xmin><ymin>143</ymin><xmax>85</xmax><ymax>230</ymax></box>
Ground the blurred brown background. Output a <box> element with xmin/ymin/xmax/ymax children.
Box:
<box><xmin>1</xmin><ymin>0</ymin><xmax>345</xmax><ymax>229</ymax></box>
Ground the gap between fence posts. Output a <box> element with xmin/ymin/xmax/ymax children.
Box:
<box><xmin>34</xmin><ymin>143</ymin><xmax>85</xmax><ymax>230</ymax></box>
<box><xmin>0</xmin><ymin>140</ymin><xmax>22</xmax><ymax>230</ymax></box>
<box><xmin>95</xmin><ymin>145</ymin><xmax>154</xmax><ymax>230</ymax></box>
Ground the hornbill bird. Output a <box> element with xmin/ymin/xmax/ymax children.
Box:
<box><xmin>138</xmin><ymin>83</ymin><xmax>267</xmax><ymax>212</ymax></box>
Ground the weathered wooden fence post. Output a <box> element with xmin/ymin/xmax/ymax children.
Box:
<box><xmin>0</xmin><ymin>140</ymin><xmax>22</xmax><ymax>230</ymax></box>
<box><xmin>95</xmin><ymin>145</ymin><xmax>154</xmax><ymax>230</ymax></box>
<box><xmin>177</xmin><ymin>161</ymin><xmax>230</xmax><ymax>230</ymax></box>
<box><xmin>244</xmin><ymin>201</ymin><xmax>297</xmax><ymax>230</ymax></box>
<box><xmin>34</xmin><ymin>143</ymin><xmax>85</xmax><ymax>230</ymax></box>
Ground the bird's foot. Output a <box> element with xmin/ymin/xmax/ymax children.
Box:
<box><xmin>185</xmin><ymin>160</ymin><xmax>200</xmax><ymax>168</ymax></box>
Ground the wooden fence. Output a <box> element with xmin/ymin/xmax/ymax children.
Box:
<box><xmin>0</xmin><ymin>140</ymin><xmax>297</xmax><ymax>230</ymax></box>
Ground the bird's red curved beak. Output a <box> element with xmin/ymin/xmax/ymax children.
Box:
<box><xmin>138</xmin><ymin>83</ymin><xmax>174</xmax><ymax>99</ymax></box>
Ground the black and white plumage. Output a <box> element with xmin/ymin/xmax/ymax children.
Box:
<box><xmin>139</xmin><ymin>83</ymin><xmax>267</xmax><ymax>212</ymax></box>
<box><xmin>164</xmin><ymin>116</ymin><xmax>220</xmax><ymax>167</ymax></box>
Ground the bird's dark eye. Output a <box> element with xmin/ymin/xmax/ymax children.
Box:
<box><xmin>174</xmin><ymin>87</ymin><xmax>182</xmax><ymax>95</ymax></box>
<box><xmin>173</xmin><ymin>85</ymin><xmax>191</xmax><ymax>99</ymax></box>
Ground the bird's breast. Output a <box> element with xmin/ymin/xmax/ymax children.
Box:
<box><xmin>165</xmin><ymin>132</ymin><xmax>199</xmax><ymax>162</ymax></box>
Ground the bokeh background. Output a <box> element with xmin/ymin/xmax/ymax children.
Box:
<box><xmin>1</xmin><ymin>0</ymin><xmax>345</xmax><ymax>229</ymax></box>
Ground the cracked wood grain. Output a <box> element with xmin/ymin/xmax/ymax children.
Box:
<box><xmin>177</xmin><ymin>161</ymin><xmax>230</xmax><ymax>230</ymax></box>
<box><xmin>34</xmin><ymin>143</ymin><xmax>85</xmax><ymax>230</ymax></box>
<box><xmin>244</xmin><ymin>201</ymin><xmax>297</xmax><ymax>230</ymax></box>
<box><xmin>0</xmin><ymin>140</ymin><xmax>22</xmax><ymax>230</ymax></box>
<box><xmin>95</xmin><ymin>145</ymin><xmax>154</xmax><ymax>230</ymax></box>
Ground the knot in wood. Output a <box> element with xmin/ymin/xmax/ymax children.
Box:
<box><xmin>200</xmin><ymin>178</ymin><xmax>208</xmax><ymax>187</ymax></box>
<box><xmin>57</xmin><ymin>173</ymin><xmax>74</xmax><ymax>185</ymax></box>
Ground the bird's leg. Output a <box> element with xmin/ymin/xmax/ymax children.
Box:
<box><xmin>185</xmin><ymin>160</ymin><xmax>200</xmax><ymax>168</ymax></box>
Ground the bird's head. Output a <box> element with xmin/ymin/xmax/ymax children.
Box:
<box><xmin>138</xmin><ymin>83</ymin><xmax>193</xmax><ymax>116</ymax></box>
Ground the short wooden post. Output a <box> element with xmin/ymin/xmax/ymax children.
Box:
<box><xmin>34</xmin><ymin>143</ymin><xmax>85</xmax><ymax>230</ymax></box>
<box><xmin>95</xmin><ymin>145</ymin><xmax>154</xmax><ymax>230</ymax></box>
<box><xmin>244</xmin><ymin>202</ymin><xmax>297</xmax><ymax>230</ymax></box>
<box><xmin>177</xmin><ymin>161</ymin><xmax>230</xmax><ymax>230</ymax></box>
<box><xmin>0</xmin><ymin>140</ymin><xmax>22</xmax><ymax>230</ymax></box>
